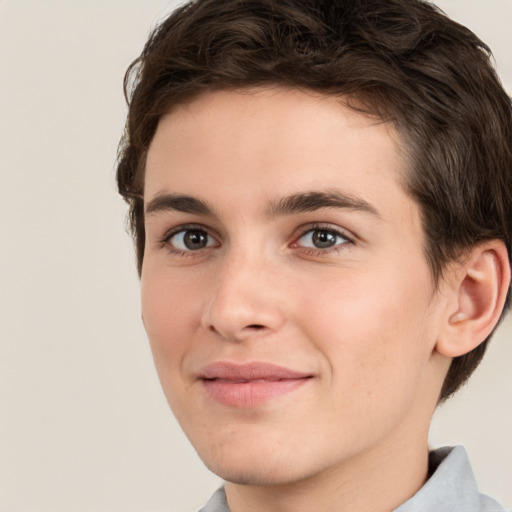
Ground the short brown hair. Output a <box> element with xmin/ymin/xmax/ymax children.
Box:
<box><xmin>116</xmin><ymin>0</ymin><xmax>512</xmax><ymax>400</ymax></box>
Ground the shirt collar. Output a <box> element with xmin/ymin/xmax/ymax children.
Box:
<box><xmin>199</xmin><ymin>487</ymin><xmax>230</xmax><ymax>512</ymax></box>
<box><xmin>394</xmin><ymin>445</ymin><xmax>481</xmax><ymax>511</ymax></box>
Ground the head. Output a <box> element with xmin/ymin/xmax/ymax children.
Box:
<box><xmin>117</xmin><ymin>0</ymin><xmax>512</xmax><ymax>402</ymax></box>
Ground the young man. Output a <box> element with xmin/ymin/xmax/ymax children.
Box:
<box><xmin>116</xmin><ymin>0</ymin><xmax>512</xmax><ymax>510</ymax></box>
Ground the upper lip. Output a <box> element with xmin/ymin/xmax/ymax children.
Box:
<box><xmin>198</xmin><ymin>362</ymin><xmax>313</xmax><ymax>382</ymax></box>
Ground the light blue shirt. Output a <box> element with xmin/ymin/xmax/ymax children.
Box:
<box><xmin>199</xmin><ymin>446</ymin><xmax>507</xmax><ymax>511</ymax></box>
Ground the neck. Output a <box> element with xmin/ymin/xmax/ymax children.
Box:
<box><xmin>225</xmin><ymin>429</ymin><xmax>430</xmax><ymax>512</ymax></box>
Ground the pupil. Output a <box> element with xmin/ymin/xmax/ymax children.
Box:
<box><xmin>312</xmin><ymin>230</ymin><xmax>336</xmax><ymax>248</ymax></box>
<box><xmin>184</xmin><ymin>230</ymin><xmax>207</xmax><ymax>249</ymax></box>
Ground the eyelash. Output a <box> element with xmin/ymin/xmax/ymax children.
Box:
<box><xmin>159</xmin><ymin>223</ymin><xmax>354</xmax><ymax>258</ymax></box>
<box><xmin>160</xmin><ymin>223</ymin><xmax>218</xmax><ymax>257</ymax></box>
<box><xmin>291</xmin><ymin>223</ymin><xmax>353</xmax><ymax>256</ymax></box>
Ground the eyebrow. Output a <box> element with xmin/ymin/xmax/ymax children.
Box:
<box><xmin>266</xmin><ymin>190</ymin><xmax>380</xmax><ymax>218</ymax></box>
<box><xmin>144</xmin><ymin>190</ymin><xmax>380</xmax><ymax>219</ymax></box>
<box><xmin>145</xmin><ymin>193</ymin><xmax>213</xmax><ymax>216</ymax></box>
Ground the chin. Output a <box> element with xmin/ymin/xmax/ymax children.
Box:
<box><xmin>202</xmin><ymin>457</ymin><xmax>305</xmax><ymax>487</ymax></box>
<box><xmin>194</xmin><ymin>435</ymin><xmax>323</xmax><ymax>487</ymax></box>
<box><xmin>208</xmin><ymin>467</ymin><xmax>278</xmax><ymax>486</ymax></box>
<box><xmin>198</xmin><ymin>446</ymin><xmax>280</xmax><ymax>484</ymax></box>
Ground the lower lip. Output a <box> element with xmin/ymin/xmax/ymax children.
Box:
<box><xmin>202</xmin><ymin>378</ymin><xmax>310</xmax><ymax>407</ymax></box>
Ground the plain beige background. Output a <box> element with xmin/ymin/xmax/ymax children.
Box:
<box><xmin>0</xmin><ymin>1</ymin><xmax>511</xmax><ymax>510</ymax></box>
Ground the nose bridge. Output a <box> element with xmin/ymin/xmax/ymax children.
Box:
<box><xmin>201</xmin><ymin>243</ymin><xmax>285</xmax><ymax>339</ymax></box>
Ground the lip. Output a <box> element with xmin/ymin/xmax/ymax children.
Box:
<box><xmin>198</xmin><ymin>362</ymin><xmax>313</xmax><ymax>407</ymax></box>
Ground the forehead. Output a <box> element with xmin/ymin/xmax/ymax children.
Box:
<box><xmin>145</xmin><ymin>87</ymin><xmax>408</xmax><ymax>202</ymax></box>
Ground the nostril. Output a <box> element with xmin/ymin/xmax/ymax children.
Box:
<box><xmin>206</xmin><ymin>323</ymin><xmax>265</xmax><ymax>336</ymax></box>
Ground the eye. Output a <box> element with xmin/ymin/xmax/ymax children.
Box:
<box><xmin>166</xmin><ymin>228</ymin><xmax>218</xmax><ymax>252</ymax></box>
<box><xmin>295</xmin><ymin>227</ymin><xmax>350</xmax><ymax>250</ymax></box>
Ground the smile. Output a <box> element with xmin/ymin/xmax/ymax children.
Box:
<box><xmin>198</xmin><ymin>362</ymin><xmax>313</xmax><ymax>407</ymax></box>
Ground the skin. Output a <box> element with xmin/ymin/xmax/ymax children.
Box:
<box><xmin>141</xmin><ymin>88</ymin><xmax>461</xmax><ymax>512</ymax></box>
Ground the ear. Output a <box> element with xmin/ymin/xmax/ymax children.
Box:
<box><xmin>435</xmin><ymin>240</ymin><xmax>511</xmax><ymax>358</ymax></box>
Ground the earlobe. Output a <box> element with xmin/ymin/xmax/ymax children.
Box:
<box><xmin>436</xmin><ymin>241</ymin><xmax>510</xmax><ymax>358</ymax></box>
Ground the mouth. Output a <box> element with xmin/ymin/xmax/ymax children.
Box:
<box><xmin>198</xmin><ymin>362</ymin><xmax>313</xmax><ymax>407</ymax></box>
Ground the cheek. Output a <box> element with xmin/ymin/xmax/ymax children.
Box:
<box><xmin>140</xmin><ymin>272</ymin><xmax>201</xmax><ymax>373</ymax></box>
<box><xmin>297</xmin><ymin>262</ymin><xmax>434</xmax><ymax>390</ymax></box>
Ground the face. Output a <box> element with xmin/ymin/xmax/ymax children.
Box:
<box><xmin>141</xmin><ymin>88</ymin><xmax>449</xmax><ymax>486</ymax></box>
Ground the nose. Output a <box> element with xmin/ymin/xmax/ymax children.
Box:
<box><xmin>200</xmin><ymin>251</ymin><xmax>286</xmax><ymax>341</ymax></box>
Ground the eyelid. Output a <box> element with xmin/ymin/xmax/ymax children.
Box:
<box><xmin>160</xmin><ymin>223</ymin><xmax>220</xmax><ymax>252</ymax></box>
<box><xmin>290</xmin><ymin>223</ymin><xmax>355</xmax><ymax>251</ymax></box>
